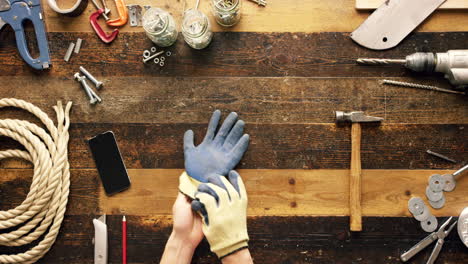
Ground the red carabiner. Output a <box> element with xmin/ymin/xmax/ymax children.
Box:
<box><xmin>90</xmin><ymin>9</ymin><xmax>119</xmax><ymax>43</ymax></box>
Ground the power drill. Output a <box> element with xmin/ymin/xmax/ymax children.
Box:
<box><xmin>357</xmin><ymin>50</ymin><xmax>468</xmax><ymax>90</ymax></box>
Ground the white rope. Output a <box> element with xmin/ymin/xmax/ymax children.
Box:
<box><xmin>0</xmin><ymin>99</ymin><xmax>72</xmax><ymax>264</ymax></box>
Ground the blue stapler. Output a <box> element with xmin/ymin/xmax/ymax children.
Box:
<box><xmin>0</xmin><ymin>0</ymin><xmax>51</xmax><ymax>70</ymax></box>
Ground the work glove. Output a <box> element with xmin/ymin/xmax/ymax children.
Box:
<box><xmin>191</xmin><ymin>171</ymin><xmax>249</xmax><ymax>258</ymax></box>
<box><xmin>179</xmin><ymin>110</ymin><xmax>249</xmax><ymax>198</ymax></box>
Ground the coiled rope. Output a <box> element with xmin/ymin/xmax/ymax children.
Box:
<box><xmin>0</xmin><ymin>99</ymin><xmax>72</xmax><ymax>264</ymax></box>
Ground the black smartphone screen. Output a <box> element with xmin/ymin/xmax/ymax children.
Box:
<box><xmin>88</xmin><ymin>131</ymin><xmax>131</xmax><ymax>195</ymax></box>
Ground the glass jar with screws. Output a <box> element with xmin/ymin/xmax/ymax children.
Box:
<box><xmin>211</xmin><ymin>0</ymin><xmax>241</xmax><ymax>27</ymax></box>
<box><xmin>142</xmin><ymin>7</ymin><xmax>178</xmax><ymax>47</ymax></box>
<box><xmin>182</xmin><ymin>9</ymin><xmax>213</xmax><ymax>50</ymax></box>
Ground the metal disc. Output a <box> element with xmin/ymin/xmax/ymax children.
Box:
<box><xmin>458</xmin><ymin>207</ymin><xmax>468</xmax><ymax>248</ymax></box>
<box><xmin>442</xmin><ymin>174</ymin><xmax>456</xmax><ymax>192</ymax></box>
<box><xmin>428</xmin><ymin>174</ymin><xmax>445</xmax><ymax>192</ymax></box>
<box><xmin>414</xmin><ymin>206</ymin><xmax>431</xmax><ymax>222</ymax></box>
<box><xmin>408</xmin><ymin>197</ymin><xmax>425</xmax><ymax>216</ymax></box>
<box><xmin>426</xmin><ymin>186</ymin><xmax>444</xmax><ymax>202</ymax></box>
<box><xmin>429</xmin><ymin>195</ymin><xmax>446</xmax><ymax>209</ymax></box>
<box><xmin>421</xmin><ymin>215</ymin><xmax>438</xmax><ymax>233</ymax></box>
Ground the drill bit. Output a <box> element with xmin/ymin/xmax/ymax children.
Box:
<box><xmin>426</xmin><ymin>150</ymin><xmax>457</xmax><ymax>164</ymax></box>
<box><xmin>357</xmin><ymin>58</ymin><xmax>406</xmax><ymax>65</ymax></box>
<box><xmin>382</xmin><ymin>80</ymin><xmax>465</xmax><ymax>95</ymax></box>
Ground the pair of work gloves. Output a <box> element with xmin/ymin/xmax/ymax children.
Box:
<box><xmin>179</xmin><ymin>110</ymin><xmax>250</xmax><ymax>258</ymax></box>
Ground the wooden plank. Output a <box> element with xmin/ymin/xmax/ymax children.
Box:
<box><xmin>1</xmin><ymin>32</ymin><xmax>468</xmax><ymax>78</ymax></box>
<box><xmin>0</xmin><ymin>77</ymin><xmax>465</xmax><ymax>125</ymax></box>
<box><xmin>99</xmin><ymin>169</ymin><xmax>468</xmax><ymax>217</ymax></box>
<box><xmin>0</xmin><ymin>123</ymin><xmax>465</xmax><ymax>169</ymax></box>
<box><xmin>357</xmin><ymin>0</ymin><xmax>468</xmax><ymax>10</ymax></box>
<box><xmin>38</xmin><ymin>0</ymin><xmax>468</xmax><ymax>33</ymax></box>
<box><xmin>3</xmin><ymin>215</ymin><xmax>465</xmax><ymax>263</ymax></box>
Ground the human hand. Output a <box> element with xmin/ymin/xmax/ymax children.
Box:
<box><xmin>180</xmin><ymin>110</ymin><xmax>249</xmax><ymax>197</ymax></box>
<box><xmin>191</xmin><ymin>171</ymin><xmax>249</xmax><ymax>259</ymax></box>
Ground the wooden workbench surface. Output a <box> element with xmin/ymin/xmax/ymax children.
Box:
<box><xmin>0</xmin><ymin>0</ymin><xmax>467</xmax><ymax>263</ymax></box>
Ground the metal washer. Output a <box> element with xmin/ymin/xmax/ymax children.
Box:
<box><xmin>426</xmin><ymin>186</ymin><xmax>444</xmax><ymax>202</ymax></box>
<box><xmin>428</xmin><ymin>174</ymin><xmax>445</xmax><ymax>192</ymax></box>
<box><xmin>408</xmin><ymin>197</ymin><xmax>425</xmax><ymax>216</ymax></box>
<box><xmin>414</xmin><ymin>206</ymin><xmax>431</xmax><ymax>222</ymax></box>
<box><xmin>421</xmin><ymin>215</ymin><xmax>438</xmax><ymax>233</ymax></box>
<box><xmin>442</xmin><ymin>174</ymin><xmax>456</xmax><ymax>192</ymax></box>
<box><xmin>429</xmin><ymin>195</ymin><xmax>446</xmax><ymax>209</ymax></box>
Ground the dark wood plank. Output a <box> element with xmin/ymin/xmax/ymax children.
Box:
<box><xmin>0</xmin><ymin>169</ymin><xmax>99</xmax><ymax>215</ymax></box>
<box><xmin>0</xmin><ymin>76</ymin><xmax>465</xmax><ymax>125</ymax></box>
<box><xmin>2</xmin><ymin>216</ymin><xmax>465</xmax><ymax>263</ymax></box>
<box><xmin>1</xmin><ymin>31</ymin><xmax>467</xmax><ymax>78</ymax></box>
<box><xmin>0</xmin><ymin>123</ymin><xmax>465</xmax><ymax>170</ymax></box>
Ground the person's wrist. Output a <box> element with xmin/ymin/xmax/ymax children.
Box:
<box><xmin>221</xmin><ymin>248</ymin><xmax>253</xmax><ymax>264</ymax></box>
<box><xmin>166</xmin><ymin>231</ymin><xmax>197</xmax><ymax>255</ymax></box>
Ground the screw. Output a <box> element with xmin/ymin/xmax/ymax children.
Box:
<box><xmin>382</xmin><ymin>80</ymin><xmax>465</xmax><ymax>95</ymax></box>
<box><xmin>74</xmin><ymin>73</ymin><xmax>98</xmax><ymax>104</ymax></box>
<box><xmin>143</xmin><ymin>50</ymin><xmax>164</xmax><ymax>63</ymax></box>
<box><xmin>80</xmin><ymin>66</ymin><xmax>103</xmax><ymax>89</ymax></box>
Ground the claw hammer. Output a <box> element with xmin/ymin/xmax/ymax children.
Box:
<box><xmin>335</xmin><ymin>111</ymin><xmax>383</xmax><ymax>231</ymax></box>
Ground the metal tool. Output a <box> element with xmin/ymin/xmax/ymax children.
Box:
<box><xmin>351</xmin><ymin>0</ymin><xmax>446</xmax><ymax>50</ymax></box>
<box><xmin>47</xmin><ymin>0</ymin><xmax>88</xmax><ymax>16</ymax></box>
<box><xmin>106</xmin><ymin>0</ymin><xmax>128</xmax><ymax>27</ymax></box>
<box><xmin>90</xmin><ymin>0</ymin><xmax>119</xmax><ymax>43</ymax></box>
<box><xmin>439</xmin><ymin>164</ymin><xmax>468</xmax><ymax>192</ymax></box>
<box><xmin>93</xmin><ymin>215</ymin><xmax>108</xmax><ymax>264</ymax></box>
<box><xmin>143</xmin><ymin>50</ymin><xmax>164</xmax><ymax>63</ymax></box>
<box><xmin>426</xmin><ymin>150</ymin><xmax>458</xmax><ymax>163</ymax></box>
<box><xmin>91</xmin><ymin>0</ymin><xmax>108</xmax><ymax>20</ymax></box>
<box><xmin>358</xmin><ymin>50</ymin><xmax>468</xmax><ymax>89</ymax></box>
<box><xmin>248</xmin><ymin>0</ymin><xmax>266</xmax><ymax>6</ymax></box>
<box><xmin>80</xmin><ymin>66</ymin><xmax>103</xmax><ymax>88</ymax></box>
<box><xmin>0</xmin><ymin>0</ymin><xmax>51</xmax><ymax>70</ymax></box>
<box><xmin>335</xmin><ymin>111</ymin><xmax>383</xmax><ymax>231</ymax></box>
<box><xmin>401</xmin><ymin>217</ymin><xmax>457</xmax><ymax>263</ymax></box>
<box><xmin>458</xmin><ymin>207</ymin><xmax>468</xmax><ymax>248</ymax></box>
<box><xmin>382</xmin><ymin>80</ymin><xmax>465</xmax><ymax>95</ymax></box>
<box><xmin>101</xmin><ymin>0</ymin><xmax>110</xmax><ymax>15</ymax></box>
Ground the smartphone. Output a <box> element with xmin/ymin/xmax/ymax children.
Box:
<box><xmin>88</xmin><ymin>131</ymin><xmax>131</xmax><ymax>195</ymax></box>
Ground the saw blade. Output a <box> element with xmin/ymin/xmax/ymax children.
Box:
<box><xmin>351</xmin><ymin>0</ymin><xmax>446</xmax><ymax>50</ymax></box>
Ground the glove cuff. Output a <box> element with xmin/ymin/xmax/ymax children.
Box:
<box><xmin>213</xmin><ymin>239</ymin><xmax>249</xmax><ymax>259</ymax></box>
<box><xmin>178</xmin><ymin>172</ymin><xmax>201</xmax><ymax>199</ymax></box>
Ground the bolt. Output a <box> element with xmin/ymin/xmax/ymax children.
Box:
<box><xmin>79</xmin><ymin>66</ymin><xmax>103</xmax><ymax>89</ymax></box>
<box><xmin>74</xmin><ymin>73</ymin><xmax>97</xmax><ymax>104</ymax></box>
<box><xmin>143</xmin><ymin>50</ymin><xmax>164</xmax><ymax>63</ymax></box>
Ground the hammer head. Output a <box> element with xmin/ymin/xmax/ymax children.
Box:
<box><xmin>335</xmin><ymin>111</ymin><xmax>384</xmax><ymax>123</ymax></box>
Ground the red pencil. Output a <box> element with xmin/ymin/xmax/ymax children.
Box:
<box><xmin>122</xmin><ymin>216</ymin><xmax>127</xmax><ymax>264</ymax></box>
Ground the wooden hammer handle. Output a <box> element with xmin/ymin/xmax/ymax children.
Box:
<box><xmin>350</xmin><ymin>122</ymin><xmax>362</xmax><ymax>231</ymax></box>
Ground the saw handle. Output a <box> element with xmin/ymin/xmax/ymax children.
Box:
<box><xmin>5</xmin><ymin>2</ymin><xmax>51</xmax><ymax>69</ymax></box>
<box><xmin>350</xmin><ymin>122</ymin><xmax>362</xmax><ymax>231</ymax></box>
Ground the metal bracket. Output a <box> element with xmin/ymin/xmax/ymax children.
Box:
<box><xmin>127</xmin><ymin>4</ymin><xmax>141</xmax><ymax>27</ymax></box>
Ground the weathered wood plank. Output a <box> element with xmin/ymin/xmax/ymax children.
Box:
<box><xmin>38</xmin><ymin>0</ymin><xmax>468</xmax><ymax>33</ymax></box>
<box><xmin>1</xmin><ymin>216</ymin><xmax>465</xmax><ymax>263</ymax></box>
<box><xmin>99</xmin><ymin>169</ymin><xmax>468</xmax><ymax>217</ymax></box>
<box><xmin>0</xmin><ymin>77</ymin><xmax>465</xmax><ymax>125</ymax></box>
<box><xmin>1</xmin><ymin>32</ymin><xmax>467</xmax><ymax>78</ymax></box>
<box><xmin>0</xmin><ymin>123</ymin><xmax>465</xmax><ymax>169</ymax></box>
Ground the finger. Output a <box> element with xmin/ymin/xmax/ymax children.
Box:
<box><xmin>184</xmin><ymin>130</ymin><xmax>195</xmax><ymax>151</ymax></box>
<box><xmin>203</xmin><ymin>110</ymin><xmax>221</xmax><ymax>142</ymax></box>
<box><xmin>223</xmin><ymin>120</ymin><xmax>245</xmax><ymax>150</ymax></box>
<box><xmin>229</xmin><ymin>134</ymin><xmax>250</xmax><ymax>163</ymax></box>
<box><xmin>205</xmin><ymin>180</ymin><xmax>231</xmax><ymax>205</ymax></box>
<box><xmin>213</xmin><ymin>112</ymin><xmax>238</xmax><ymax>145</ymax></box>
<box><xmin>220</xmin><ymin>175</ymin><xmax>240</xmax><ymax>200</ymax></box>
<box><xmin>236</xmin><ymin>171</ymin><xmax>248</xmax><ymax>200</ymax></box>
<box><xmin>191</xmin><ymin>200</ymin><xmax>209</xmax><ymax>225</ymax></box>
<box><xmin>228</xmin><ymin>170</ymin><xmax>241</xmax><ymax>197</ymax></box>
<box><xmin>207</xmin><ymin>174</ymin><xmax>230</xmax><ymax>201</ymax></box>
<box><xmin>197</xmin><ymin>183</ymin><xmax>220</xmax><ymax>205</ymax></box>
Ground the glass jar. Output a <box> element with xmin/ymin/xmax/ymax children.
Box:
<box><xmin>211</xmin><ymin>0</ymin><xmax>241</xmax><ymax>27</ymax></box>
<box><xmin>142</xmin><ymin>7</ymin><xmax>178</xmax><ymax>47</ymax></box>
<box><xmin>182</xmin><ymin>9</ymin><xmax>213</xmax><ymax>50</ymax></box>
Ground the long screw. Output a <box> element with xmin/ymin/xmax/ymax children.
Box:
<box><xmin>382</xmin><ymin>80</ymin><xmax>465</xmax><ymax>95</ymax></box>
<box><xmin>80</xmin><ymin>66</ymin><xmax>103</xmax><ymax>89</ymax></box>
<box><xmin>248</xmin><ymin>0</ymin><xmax>267</xmax><ymax>6</ymax></box>
<box><xmin>91</xmin><ymin>0</ymin><xmax>109</xmax><ymax>20</ymax></box>
<box><xmin>426</xmin><ymin>150</ymin><xmax>457</xmax><ymax>164</ymax></box>
<box><xmin>74</xmin><ymin>73</ymin><xmax>98</xmax><ymax>104</ymax></box>
<box><xmin>143</xmin><ymin>50</ymin><xmax>164</xmax><ymax>63</ymax></box>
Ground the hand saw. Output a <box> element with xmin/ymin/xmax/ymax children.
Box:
<box><xmin>351</xmin><ymin>0</ymin><xmax>447</xmax><ymax>50</ymax></box>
